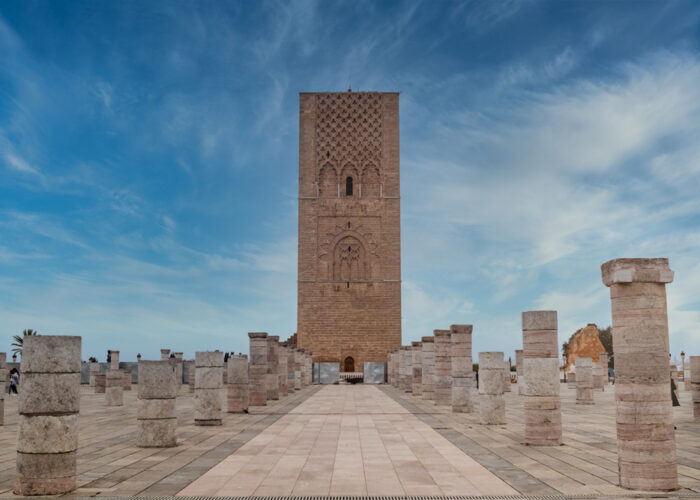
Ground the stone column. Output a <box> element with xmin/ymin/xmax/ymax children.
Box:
<box><xmin>286</xmin><ymin>346</ymin><xmax>295</xmax><ymax>394</ymax></box>
<box><xmin>390</xmin><ymin>349</ymin><xmax>398</xmax><ymax>387</ymax></box>
<box><xmin>434</xmin><ymin>330</ymin><xmax>452</xmax><ymax>406</ymax></box>
<box><xmin>122</xmin><ymin>371</ymin><xmax>132</xmax><ymax>390</ymax></box>
<box><xmin>293</xmin><ymin>349</ymin><xmax>302</xmax><ymax>390</ymax></box>
<box><xmin>0</xmin><ymin>352</ymin><xmax>5</xmax><ymax>426</ymax></box>
<box><xmin>160</xmin><ymin>349</ymin><xmax>170</xmax><ymax>360</ymax></box>
<box><xmin>15</xmin><ymin>335</ymin><xmax>81</xmax><ymax>495</ymax></box>
<box><xmin>602</xmin><ymin>258</ymin><xmax>677</xmax><ymax>491</ymax></box>
<box><xmin>478</xmin><ymin>352</ymin><xmax>505</xmax><ymax>424</ymax></box>
<box><xmin>400</xmin><ymin>346</ymin><xmax>412</xmax><ymax>392</ymax></box>
<box><xmin>691</xmin><ymin>356</ymin><xmax>699</xmax><ymax>420</ymax></box>
<box><xmin>522</xmin><ymin>310</ymin><xmax>562</xmax><ymax>446</ymax></box>
<box><xmin>94</xmin><ymin>374</ymin><xmax>105</xmax><ymax>393</ymax></box>
<box><xmin>575</xmin><ymin>357</ymin><xmax>594</xmax><ymax>405</ymax></box>
<box><xmin>137</xmin><ymin>360</ymin><xmax>177</xmax><ymax>447</ymax></box>
<box><xmin>421</xmin><ymin>337</ymin><xmax>435</xmax><ymax>400</ymax></box>
<box><xmin>194</xmin><ymin>351</ymin><xmax>223</xmax><ymax>425</ymax></box>
<box><xmin>249</xmin><ymin>333</ymin><xmax>268</xmax><ymax>406</ymax></box>
<box><xmin>106</xmin><ymin>350</ymin><xmax>123</xmax><ymax>406</ymax></box>
<box><xmin>278</xmin><ymin>345</ymin><xmax>288</xmax><ymax>397</ymax></box>
<box><xmin>174</xmin><ymin>352</ymin><xmax>184</xmax><ymax>385</ymax></box>
<box><xmin>386</xmin><ymin>350</ymin><xmax>394</xmax><ymax>385</ymax></box>
<box><xmin>682</xmin><ymin>353</ymin><xmax>690</xmax><ymax>391</ymax></box>
<box><xmin>451</xmin><ymin>324</ymin><xmax>473</xmax><ymax>412</ymax></box>
<box><xmin>503</xmin><ymin>361</ymin><xmax>511</xmax><ymax>392</ymax></box>
<box><xmin>188</xmin><ymin>365</ymin><xmax>195</xmax><ymax>392</ymax></box>
<box><xmin>515</xmin><ymin>349</ymin><xmax>524</xmax><ymax>393</ymax></box>
<box><xmin>305</xmin><ymin>351</ymin><xmax>313</xmax><ymax>386</ymax></box>
<box><xmin>227</xmin><ymin>354</ymin><xmax>249</xmax><ymax>413</ymax></box>
<box><xmin>89</xmin><ymin>361</ymin><xmax>99</xmax><ymax>386</ymax></box>
<box><xmin>594</xmin><ymin>352</ymin><xmax>608</xmax><ymax>390</ymax></box>
<box><xmin>411</xmin><ymin>341</ymin><xmax>422</xmax><ymax>395</ymax></box>
<box><xmin>266</xmin><ymin>336</ymin><xmax>280</xmax><ymax>400</ymax></box>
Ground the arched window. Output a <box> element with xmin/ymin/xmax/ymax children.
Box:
<box><xmin>343</xmin><ymin>356</ymin><xmax>355</xmax><ymax>372</ymax></box>
<box><xmin>345</xmin><ymin>176</ymin><xmax>353</xmax><ymax>196</ymax></box>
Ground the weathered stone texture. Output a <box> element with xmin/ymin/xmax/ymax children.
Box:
<box><xmin>160</xmin><ymin>349</ymin><xmax>170</xmax><ymax>360</ymax></box>
<box><xmin>575</xmin><ymin>357</ymin><xmax>594</xmax><ymax>405</ymax></box>
<box><xmin>593</xmin><ymin>351</ymin><xmax>608</xmax><ymax>390</ymax></box>
<box><xmin>691</xmin><ymin>356</ymin><xmax>700</xmax><ymax>420</ymax></box>
<box><xmin>137</xmin><ymin>360</ymin><xmax>177</xmax><ymax>447</ymax></box>
<box><xmin>285</xmin><ymin>346</ymin><xmax>295</xmax><ymax>394</ymax></box>
<box><xmin>602</xmin><ymin>257</ymin><xmax>678</xmax><ymax>491</ymax></box>
<box><xmin>108</xmin><ymin>350</ymin><xmax>119</xmax><ymax>370</ymax></box>
<box><xmin>478</xmin><ymin>352</ymin><xmax>505</xmax><ymax>425</ymax></box>
<box><xmin>400</xmin><ymin>347</ymin><xmax>412</xmax><ymax>393</ymax></box>
<box><xmin>266</xmin><ymin>337</ymin><xmax>280</xmax><ymax>400</ymax></box>
<box><xmin>294</xmin><ymin>349</ymin><xmax>302</xmax><ymax>390</ymax></box>
<box><xmin>194</xmin><ymin>351</ymin><xmax>223</xmax><ymax>425</ymax></box>
<box><xmin>249</xmin><ymin>333</ymin><xmax>268</xmax><ymax>406</ymax></box>
<box><xmin>15</xmin><ymin>335</ymin><xmax>81</xmax><ymax>496</ymax></box>
<box><xmin>297</xmin><ymin>92</ymin><xmax>402</xmax><ymax>369</ymax></box>
<box><xmin>411</xmin><ymin>342</ymin><xmax>422</xmax><ymax>396</ymax></box>
<box><xmin>450</xmin><ymin>325</ymin><xmax>473</xmax><ymax>413</ymax></box>
<box><xmin>227</xmin><ymin>355</ymin><xmax>249</xmax><ymax>413</ymax></box>
<box><xmin>94</xmin><ymin>374</ymin><xmax>105</xmax><ymax>393</ymax></box>
<box><xmin>278</xmin><ymin>346</ymin><xmax>288</xmax><ymax>396</ymax></box>
<box><xmin>522</xmin><ymin>311</ymin><xmax>562</xmax><ymax>446</ymax></box>
<box><xmin>122</xmin><ymin>371</ymin><xmax>132</xmax><ymax>390</ymax></box>
<box><xmin>89</xmin><ymin>361</ymin><xmax>99</xmax><ymax>387</ymax></box>
<box><xmin>105</xmin><ymin>369</ymin><xmax>124</xmax><ymax>406</ymax></box>
<box><xmin>421</xmin><ymin>338</ymin><xmax>435</xmax><ymax>400</ymax></box>
<box><xmin>503</xmin><ymin>361</ymin><xmax>511</xmax><ymax>393</ymax></box>
<box><xmin>434</xmin><ymin>330</ymin><xmax>452</xmax><ymax>406</ymax></box>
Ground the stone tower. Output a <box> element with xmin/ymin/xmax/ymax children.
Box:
<box><xmin>297</xmin><ymin>91</ymin><xmax>401</xmax><ymax>371</ymax></box>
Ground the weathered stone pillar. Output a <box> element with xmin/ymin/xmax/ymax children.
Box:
<box><xmin>682</xmin><ymin>353</ymin><xmax>690</xmax><ymax>391</ymax></box>
<box><xmin>391</xmin><ymin>349</ymin><xmax>399</xmax><ymax>387</ymax></box>
<box><xmin>89</xmin><ymin>361</ymin><xmax>99</xmax><ymax>386</ymax></box>
<box><xmin>400</xmin><ymin>346</ymin><xmax>412</xmax><ymax>392</ymax></box>
<box><xmin>515</xmin><ymin>349</ymin><xmax>524</xmax><ymax>393</ymax></box>
<box><xmin>137</xmin><ymin>360</ymin><xmax>177</xmax><ymax>447</ymax></box>
<box><xmin>122</xmin><ymin>370</ymin><xmax>132</xmax><ymax>390</ymax></box>
<box><xmin>575</xmin><ymin>357</ymin><xmax>594</xmax><ymax>404</ymax></box>
<box><xmin>15</xmin><ymin>335</ymin><xmax>81</xmax><ymax>495</ymax></box>
<box><xmin>286</xmin><ymin>346</ymin><xmax>295</xmax><ymax>394</ymax></box>
<box><xmin>670</xmin><ymin>364</ymin><xmax>680</xmax><ymax>403</ymax></box>
<box><xmin>277</xmin><ymin>346</ymin><xmax>288</xmax><ymax>397</ymax></box>
<box><xmin>266</xmin><ymin>336</ymin><xmax>280</xmax><ymax>400</ymax></box>
<box><xmin>478</xmin><ymin>352</ymin><xmax>505</xmax><ymax>424</ymax></box>
<box><xmin>293</xmin><ymin>348</ymin><xmax>302</xmax><ymax>390</ymax></box>
<box><xmin>421</xmin><ymin>337</ymin><xmax>435</xmax><ymax>400</ymax></box>
<box><xmin>160</xmin><ymin>349</ymin><xmax>170</xmax><ymax>360</ymax></box>
<box><xmin>249</xmin><ymin>333</ymin><xmax>268</xmax><ymax>406</ymax></box>
<box><xmin>386</xmin><ymin>350</ymin><xmax>394</xmax><ymax>386</ymax></box>
<box><xmin>194</xmin><ymin>351</ymin><xmax>223</xmax><ymax>425</ymax></box>
<box><xmin>94</xmin><ymin>373</ymin><xmax>105</xmax><ymax>393</ymax></box>
<box><xmin>503</xmin><ymin>361</ymin><xmax>511</xmax><ymax>392</ymax></box>
<box><xmin>106</xmin><ymin>350</ymin><xmax>123</xmax><ymax>406</ymax></box>
<box><xmin>174</xmin><ymin>352</ymin><xmax>183</xmax><ymax>385</ymax></box>
<box><xmin>434</xmin><ymin>330</ymin><xmax>452</xmax><ymax>406</ymax></box>
<box><xmin>522</xmin><ymin>310</ymin><xmax>562</xmax><ymax>446</ymax></box>
<box><xmin>602</xmin><ymin>258</ymin><xmax>677</xmax><ymax>491</ymax></box>
<box><xmin>691</xmin><ymin>356</ymin><xmax>699</xmax><ymax>420</ymax></box>
<box><xmin>0</xmin><ymin>352</ymin><xmax>5</xmax><ymax>426</ymax></box>
<box><xmin>188</xmin><ymin>364</ymin><xmax>195</xmax><ymax>392</ymax></box>
<box><xmin>305</xmin><ymin>351</ymin><xmax>313</xmax><ymax>386</ymax></box>
<box><xmin>451</xmin><ymin>324</ymin><xmax>473</xmax><ymax>412</ymax></box>
<box><xmin>227</xmin><ymin>354</ymin><xmax>249</xmax><ymax>413</ymax></box>
<box><xmin>594</xmin><ymin>352</ymin><xmax>608</xmax><ymax>390</ymax></box>
<box><xmin>411</xmin><ymin>341</ymin><xmax>422</xmax><ymax>395</ymax></box>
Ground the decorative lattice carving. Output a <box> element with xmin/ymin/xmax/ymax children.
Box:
<box><xmin>315</xmin><ymin>93</ymin><xmax>382</xmax><ymax>181</ymax></box>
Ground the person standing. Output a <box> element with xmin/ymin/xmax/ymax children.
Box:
<box><xmin>8</xmin><ymin>368</ymin><xmax>19</xmax><ymax>395</ymax></box>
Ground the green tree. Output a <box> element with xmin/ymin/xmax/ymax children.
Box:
<box><xmin>598</xmin><ymin>326</ymin><xmax>613</xmax><ymax>368</ymax></box>
<box><xmin>11</xmin><ymin>329</ymin><xmax>38</xmax><ymax>357</ymax></box>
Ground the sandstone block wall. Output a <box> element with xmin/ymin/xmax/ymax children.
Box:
<box><xmin>294</xmin><ymin>349</ymin><xmax>302</xmax><ymax>390</ymax></box>
<box><xmin>478</xmin><ymin>352</ymin><xmax>505</xmax><ymax>424</ymax></box>
<box><xmin>188</xmin><ymin>366</ymin><xmax>195</xmax><ymax>392</ymax></box>
<box><xmin>575</xmin><ymin>357</ymin><xmax>594</xmax><ymax>405</ymax></box>
<box><xmin>227</xmin><ymin>355</ymin><xmax>249</xmax><ymax>413</ymax></box>
<box><xmin>137</xmin><ymin>360</ymin><xmax>177</xmax><ymax>447</ymax></box>
<box><xmin>522</xmin><ymin>311</ymin><xmax>562</xmax><ymax>446</ymax></box>
<box><xmin>602</xmin><ymin>257</ymin><xmax>677</xmax><ymax>491</ymax></box>
<box><xmin>451</xmin><ymin>325</ymin><xmax>473</xmax><ymax>413</ymax></box>
<box><xmin>421</xmin><ymin>337</ymin><xmax>435</xmax><ymax>400</ymax></box>
<box><xmin>400</xmin><ymin>347</ymin><xmax>412</xmax><ymax>393</ymax></box>
<box><xmin>691</xmin><ymin>356</ymin><xmax>699</xmax><ymax>420</ymax></box>
<box><xmin>411</xmin><ymin>341</ymin><xmax>422</xmax><ymax>396</ymax></box>
<box><xmin>285</xmin><ymin>346</ymin><xmax>295</xmax><ymax>394</ymax></box>
<box><xmin>266</xmin><ymin>337</ymin><xmax>280</xmax><ymax>400</ymax></box>
<box><xmin>15</xmin><ymin>335</ymin><xmax>81</xmax><ymax>495</ymax></box>
<box><xmin>249</xmin><ymin>333</ymin><xmax>268</xmax><ymax>406</ymax></box>
<box><xmin>278</xmin><ymin>343</ymin><xmax>288</xmax><ymax>396</ymax></box>
<box><xmin>194</xmin><ymin>351</ymin><xmax>223</xmax><ymax>426</ymax></box>
<box><xmin>434</xmin><ymin>330</ymin><xmax>452</xmax><ymax>406</ymax></box>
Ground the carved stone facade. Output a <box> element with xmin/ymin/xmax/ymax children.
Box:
<box><xmin>298</xmin><ymin>92</ymin><xmax>401</xmax><ymax>368</ymax></box>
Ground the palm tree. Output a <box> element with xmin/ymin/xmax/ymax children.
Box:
<box><xmin>11</xmin><ymin>329</ymin><xmax>38</xmax><ymax>357</ymax></box>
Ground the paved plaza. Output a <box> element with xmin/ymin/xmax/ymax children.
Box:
<box><xmin>0</xmin><ymin>382</ymin><xmax>698</xmax><ymax>498</ymax></box>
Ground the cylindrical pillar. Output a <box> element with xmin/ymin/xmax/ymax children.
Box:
<box><xmin>602</xmin><ymin>257</ymin><xmax>677</xmax><ymax>491</ymax></box>
<box><xmin>503</xmin><ymin>361</ymin><xmax>511</xmax><ymax>392</ymax></box>
<box><xmin>400</xmin><ymin>346</ymin><xmax>412</xmax><ymax>393</ymax></box>
<box><xmin>174</xmin><ymin>352</ymin><xmax>184</xmax><ymax>385</ymax></box>
<box><xmin>304</xmin><ymin>351</ymin><xmax>312</xmax><ymax>386</ymax></box>
<box><xmin>478</xmin><ymin>352</ymin><xmax>505</xmax><ymax>424</ymax></box>
<box><xmin>278</xmin><ymin>344</ymin><xmax>288</xmax><ymax>397</ymax></box>
<box><xmin>160</xmin><ymin>349</ymin><xmax>170</xmax><ymax>360</ymax></box>
<box><xmin>451</xmin><ymin>324</ymin><xmax>473</xmax><ymax>412</ymax></box>
<box><xmin>522</xmin><ymin>310</ymin><xmax>562</xmax><ymax>446</ymax></box>
<box><xmin>285</xmin><ymin>346</ymin><xmax>295</xmax><ymax>394</ymax></box>
<box><xmin>391</xmin><ymin>349</ymin><xmax>400</xmax><ymax>387</ymax></box>
<box><xmin>105</xmin><ymin>369</ymin><xmax>124</xmax><ymax>406</ymax></box>
<box><xmin>94</xmin><ymin>374</ymin><xmax>105</xmax><ymax>393</ymax></box>
<box><xmin>188</xmin><ymin>364</ymin><xmax>195</xmax><ymax>392</ymax></box>
<box><xmin>122</xmin><ymin>370</ymin><xmax>132</xmax><ymax>391</ymax></box>
<box><xmin>266</xmin><ymin>336</ymin><xmax>280</xmax><ymax>400</ymax></box>
<box><xmin>89</xmin><ymin>361</ymin><xmax>99</xmax><ymax>387</ymax></box>
<box><xmin>411</xmin><ymin>342</ymin><xmax>422</xmax><ymax>395</ymax></box>
<box><xmin>594</xmin><ymin>352</ymin><xmax>608</xmax><ymax>390</ymax></box>
<box><xmin>421</xmin><ymin>338</ymin><xmax>435</xmax><ymax>400</ymax></box>
<box><xmin>434</xmin><ymin>330</ymin><xmax>452</xmax><ymax>406</ymax></box>
<box><xmin>0</xmin><ymin>352</ymin><xmax>5</xmax><ymax>426</ymax></box>
<box><xmin>691</xmin><ymin>356</ymin><xmax>699</xmax><ymax>420</ymax></box>
<box><xmin>15</xmin><ymin>335</ymin><xmax>81</xmax><ymax>495</ymax></box>
<box><xmin>194</xmin><ymin>351</ymin><xmax>223</xmax><ymax>425</ymax></box>
<box><xmin>109</xmin><ymin>350</ymin><xmax>119</xmax><ymax>370</ymax></box>
<box><xmin>575</xmin><ymin>357</ymin><xmax>594</xmax><ymax>404</ymax></box>
<box><xmin>515</xmin><ymin>349</ymin><xmax>524</xmax><ymax>393</ymax></box>
<box><xmin>248</xmin><ymin>332</ymin><xmax>268</xmax><ymax>406</ymax></box>
<box><xmin>137</xmin><ymin>360</ymin><xmax>177</xmax><ymax>447</ymax></box>
<box><xmin>227</xmin><ymin>354</ymin><xmax>249</xmax><ymax>413</ymax></box>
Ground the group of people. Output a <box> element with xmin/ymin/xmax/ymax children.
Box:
<box><xmin>7</xmin><ymin>368</ymin><xmax>19</xmax><ymax>395</ymax></box>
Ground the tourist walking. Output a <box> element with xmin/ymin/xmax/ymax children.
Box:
<box><xmin>8</xmin><ymin>368</ymin><xmax>19</xmax><ymax>395</ymax></box>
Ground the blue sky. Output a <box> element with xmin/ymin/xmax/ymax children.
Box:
<box><xmin>1</xmin><ymin>1</ymin><xmax>699</xmax><ymax>363</ymax></box>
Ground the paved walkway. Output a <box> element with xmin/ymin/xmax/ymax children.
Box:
<box><xmin>178</xmin><ymin>385</ymin><xmax>518</xmax><ymax>496</ymax></box>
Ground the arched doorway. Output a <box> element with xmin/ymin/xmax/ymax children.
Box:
<box><xmin>343</xmin><ymin>356</ymin><xmax>355</xmax><ymax>372</ymax></box>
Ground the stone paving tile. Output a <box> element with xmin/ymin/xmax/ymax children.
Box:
<box><xmin>178</xmin><ymin>384</ymin><xmax>519</xmax><ymax>496</ymax></box>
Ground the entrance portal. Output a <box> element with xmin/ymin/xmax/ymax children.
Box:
<box><xmin>343</xmin><ymin>356</ymin><xmax>355</xmax><ymax>372</ymax></box>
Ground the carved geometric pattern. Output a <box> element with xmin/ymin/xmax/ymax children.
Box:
<box><xmin>315</xmin><ymin>93</ymin><xmax>382</xmax><ymax>180</ymax></box>
<box><xmin>318</xmin><ymin>222</ymin><xmax>379</xmax><ymax>261</ymax></box>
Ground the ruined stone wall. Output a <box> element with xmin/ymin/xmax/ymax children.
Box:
<box><xmin>297</xmin><ymin>92</ymin><xmax>401</xmax><ymax>368</ymax></box>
